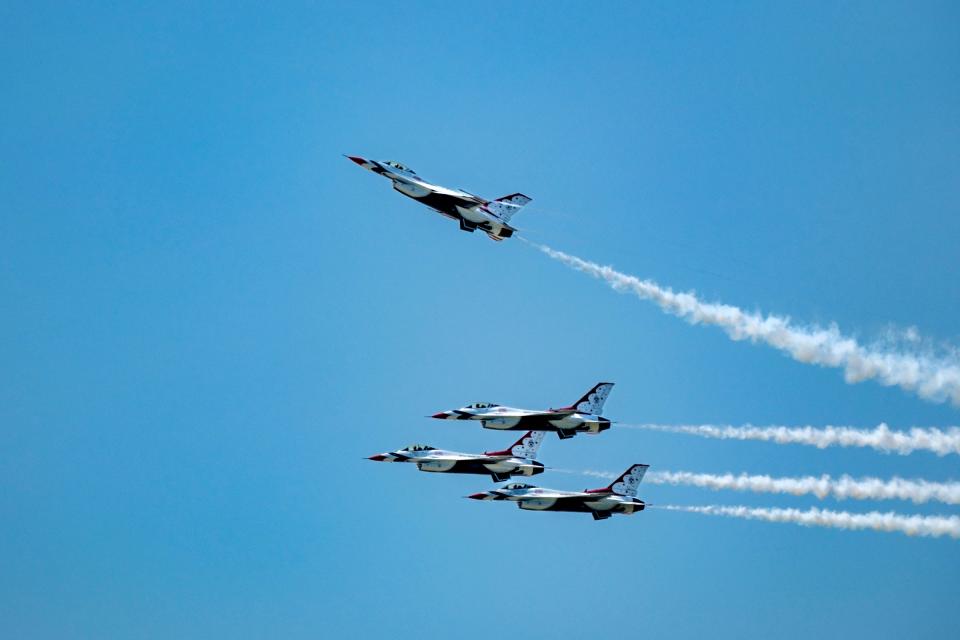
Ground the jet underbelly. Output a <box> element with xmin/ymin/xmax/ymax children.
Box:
<box><xmin>618</xmin><ymin>502</ymin><xmax>644</xmax><ymax>515</ymax></box>
<box><xmin>403</xmin><ymin>191</ymin><xmax>476</xmax><ymax>220</ymax></box>
<box><xmin>482</xmin><ymin>416</ymin><xmax>523</xmax><ymax>430</ymax></box>
<box><xmin>483</xmin><ymin>461</ymin><xmax>519</xmax><ymax>473</ymax></box>
<box><xmin>584</xmin><ymin>499</ymin><xmax>615</xmax><ymax>511</ymax></box>
<box><xmin>518</xmin><ymin>498</ymin><xmax>559</xmax><ymax>511</ymax></box>
<box><xmin>392</xmin><ymin>180</ymin><xmax>431</xmax><ymax>198</ymax></box>
<box><xmin>417</xmin><ymin>460</ymin><xmax>458</xmax><ymax>473</ymax></box>
<box><xmin>549</xmin><ymin>415</ymin><xmax>610</xmax><ymax>434</ymax></box>
<box><xmin>455</xmin><ymin>205</ymin><xmax>494</xmax><ymax>225</ymax></box>
<box><xmin>546</xmin><ymin>415</ymin><xmax>581</xmax><ymax>428</ymax></box>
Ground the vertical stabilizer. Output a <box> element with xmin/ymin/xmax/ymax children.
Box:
<box><xmin>485</xmin><ymin>193</ymin><xmax>532</xmax><ymax>224</ymax></box>
<box><xmin>566</xmin><ymin>382</ymin><xmax>615</xmax><ymax>415</ymax></box>
<box><xmin>593</xmin><ymin>464</ymin><xmax>649</xmax><ymax>497</ymax></box>
<box><xmin>486</xmin><ymin>431</ymin><xmax>546</xmax><ymax>459</ymax></box>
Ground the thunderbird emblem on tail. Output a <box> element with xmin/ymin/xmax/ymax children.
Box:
<box><xmin>432</xmin><ymin>382</ymin><xmax>615</xmax><ymax>440</ymax></box>
<box><xmin>345</xmin><ymin>156</ymin><xmax>531</xmax><ymax>241</ymax></box>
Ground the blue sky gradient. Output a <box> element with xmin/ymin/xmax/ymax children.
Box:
<box><xmin>3</xmin><ymin>2</ymin><xmax>960</xmax><ymax>638</ymax></box>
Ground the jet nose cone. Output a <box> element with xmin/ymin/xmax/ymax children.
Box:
<box><xmin>367</xmin><ymin>454</ymin><xmax>388</xmax><ymax>461</ymax></box>
<box><xmin>346</xmin><ymin>155</ymin><xmax>367</xmax><ymax>166</ymax></box>
<box><xmin>431</xmin><ymin>412</ymin><xmax>449</xmax><ymax>419</ymax></box>
<box><xmin>467</xmin><ymin>492</ymin><xmax>489</xmax><ymax>500</ymax></box>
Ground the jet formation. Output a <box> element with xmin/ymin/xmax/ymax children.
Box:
<box><xmin>366</xmin><ymin>380</ymin><xmax>648</xmax><ymax>521</ymax></box>
<box><xmin>348</xmin><ymin>159</ymin><xmax>649</xmax><ymax>521</ymax></box>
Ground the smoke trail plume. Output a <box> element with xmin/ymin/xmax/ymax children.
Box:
<box><xmin>655</xmin><ymin>504</ymin><xmax>960</xmax><ymax>539</ymax></box>
<box><xmin>531</xmin><ymin>243</ymin><xmax>960</xmax><ymax>406</ymax></box>
<box><xmin>652</xmin><ymin>471</ymin><xmax>960</xmax><ymax>505</ymax></box>
<box><xmin>557</xmin><ymin>468</ymin><xmax>960</xmax><ymax>504</ymax></box>
<box><xmin>626</xmin><ymin>423</ymin><xmax>960</xmax><ymax>456</ymax></box>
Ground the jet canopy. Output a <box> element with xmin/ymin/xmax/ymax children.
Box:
<box><xmin>466</xmin><ymin>402</ymin><xmax>499</xmax><ymax>409</ymax></box>
<box><xmin>383</xmin><ymin>160</ymin><xmax>415</xmax><ymax>174</ymax></box>
<box><xmin>503</xmin><ymin>482</ymin><xmax>535</xmax><ymax>490</ymax></box>
<box><xmin>401</xmin><ymin>444</ymin><xmax>435</xmax><ymax>452</ymax></box>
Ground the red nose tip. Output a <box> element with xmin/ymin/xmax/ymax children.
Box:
<box><xmin>431</xmin><ymin>412</ymin><xmax>449</xmax><ymax>419</ymax></box>
<box><xmin>367</xmin><ymin>454</ymin><xmax>387</xmax><ymax>461</ymax></box>
<box><xmin>467</xmin><ymin>492</ymin><xmax>488</xmax><ymax>500</ymax></box>
<box><xmin>347</xmin><ymin>155</ymin><xmax>366</xmax><ymax>166</ymax></box>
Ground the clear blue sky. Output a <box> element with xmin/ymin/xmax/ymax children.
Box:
<box><xmin>3</xmin><ymin>2</ymin><xmax>960</xmax><ymax>638</ymax></box>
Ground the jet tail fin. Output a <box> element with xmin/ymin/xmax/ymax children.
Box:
<box><xmin>595</xmin><ymin>464</ymin><xmax>649</xmax><ymax>497</ymax></box>
<box><xmin>485</xmin><ymin>430</ymin><xmax>546</xmax><ymax>459</ymax></box>
<box><xmin>485</xmin><ymin>193</ymin><xmax>531</xmax><ymax>224</ymax></box>
<box><xmin>563</xmin><ymin>382</ymin><xmax>614</xmax><ymax>415</ymax></box>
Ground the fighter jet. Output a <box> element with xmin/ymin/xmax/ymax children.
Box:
<box><xmin>431</xmin><ymin>382</ymin><xmax>614</xmax><ymax>440</ymax></box>
<box><xmin>345</xmin><ymin>155</ymin><xmax>531</xmax><ymax>241</ymax></box>
<box><xmin>366</xmin><ymin>431</ymin><xmax>546</xmax><ymax>482</ymax></box>
<box><xmin>468</xmin><ymin>464</ymin><xmax>649</xmax><ymax>521</ymax></box>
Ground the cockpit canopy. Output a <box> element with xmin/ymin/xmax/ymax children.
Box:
<box><xmin>383</xmin><ymin>160</ymin><xmax>415</xmax><ymax>174</ymax></box>
<box><xmin>503</xmin><ymin>482</ymin><xmax>534</xmax><ymax>491</ymax></box>
<box><xmin>466</xmin><ymin>402</ymin><xmax>499</xmax><ymax>409</ymax></box>
<box><xmin>401</xmin><ymin>444</ymin><xmax>435</xmax><ymax>452</ymax></box>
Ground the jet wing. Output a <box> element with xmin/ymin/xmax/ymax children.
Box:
<box><xmin>435</xmin><ymin>452</ymin><xmax>505</xmax><ymax>462</ymax></box>
<box><xmin>426</xmin><ymin>452</ymin><xmax>515</xmax><ymax>463</ymax></box>
<box><xmin>406</xmin><ymin>179</ymin><xmax>486</xmax><ymax>203</ymax></box>
<box><xmin>517</xmin><ymin>490</ymin><xmax>593</xmax><ymax>500</ymax></box>
<box><xmin>472</xmin><ymin>455</ymin><xmax>514</xmax><ymax>463</ymax></box>
<box><xmin>519</xmin><ymin>410</ymin><xmax>577</xmax><ymax>419</ymax></box>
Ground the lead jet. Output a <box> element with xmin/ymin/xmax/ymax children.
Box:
<box><xmin>431</xmin><ymin>382</ymin><xmax>614</xmax><ymax>440</ymax></box>
<box><xmin>345</xmin><ymin>155</ymin><xmax>531</xmax><ymax>241</ymax></box>
<box><xmin>366</xmin><ymin>431</ymin><xmax>546</xmax><ymax>482</ymax></box>
<box><xmin>468</xmin><ymin>464</ymin><xmax>649</xmax><ymax>521</ymax></box>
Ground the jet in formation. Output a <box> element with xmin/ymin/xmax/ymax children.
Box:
<box><xmin>431</xmin><ymin>382</ymin><xmax>614</xmax><ymax>440</ymax></box>
<box><xmin>345</xmin><ymin>155</ymin><xmax>531</xmax><ymax>241</ymax></box>
<box><xmin>366</xmin><ymin>431</ymin><xmax>546</xmax><ymax>482</ymax></box>
<box><xmin>468</xmin><ymin>463</ymin><xmax>649</xmax><ymax>521</ymax></box>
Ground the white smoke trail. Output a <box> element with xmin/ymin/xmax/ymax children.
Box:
<box><xmin>626</xmin><ymin>423</ymin><xmax>960</xmax><ymax>456</ymax></box>
<box><xmin>556</xmin><ymin>468</ymin><xmax>960</xmax><ymax>504</ymax></box>
<box><xmin>531</xmin><ymin>243</ymin><xmax>960</xmax><ymax>406</ymax></box>
<box><xmin>655</xmin><ymin>504</ymin><xmax>960</xmax><ymax>539</ymax></box>
<box><xmin>652</xmin><ymin>471</ymin><xmax>960</xmax><ymax>505</ymax></box>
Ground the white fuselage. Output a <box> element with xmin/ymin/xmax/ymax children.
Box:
<box><xmin>371</xmin><ymin>447</ymin><xmax>543</xmax><ymax>479</ymax></box>
<box><xmin>478</xmin><ymin>486</ymin><xmax>645</xmax><ymax>516</ymax></box>
<box><xmin>348</xmin><ymin>156</ymin><xmax>517</xmax><ymax>240</ymax></box>
<box><xmin>436</xmin><ymin>404</ymin><xmax>609</xmax><ymax>435</ymax></box>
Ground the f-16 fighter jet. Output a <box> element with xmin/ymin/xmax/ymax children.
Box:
<box><xmin>345</xmin><ymin>155</ymin><xmax>531</xmax><ymax>241</ymax></box>
<box><xmin>366</xmin><ymin>431</ymin><xmax>546</xmax><ymax>482</ymax></box>
<box><xmin>431</xmin><ymin>382</ymin><xmax>614</xmax><ymax>440</ymax></box>
<box><xmin>468</xmin><ymin>464</ymin><xmax>649</xmax><ymax>521</ymax></box>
